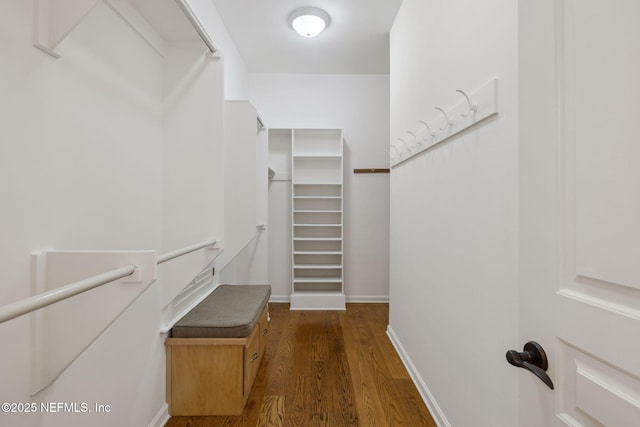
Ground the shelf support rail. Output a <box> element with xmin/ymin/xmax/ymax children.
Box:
<box><xmin>0</xmin><ymin>265</ymin><xmax>136</xmax><ymax>325</ymax></box>
<box><xmin>157</xmin><ymin>239</ymin><xmax>217</xmax><ymax>264</ymax></box>
<box><xmin>174</xmin><ymin>0</ymin><xmax>218</xmax><ymax>55</ymax></box>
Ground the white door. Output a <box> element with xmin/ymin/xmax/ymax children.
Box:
<box><xmin>518</xmin><ymin>1</ymin><xmax>640</xmax><ymax>426</ymax></box>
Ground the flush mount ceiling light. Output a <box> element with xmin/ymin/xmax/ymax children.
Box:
<box><xmin>288</xmin><ymin>7</ymin><xmax>330</xmax><ymax>38</ymax></box>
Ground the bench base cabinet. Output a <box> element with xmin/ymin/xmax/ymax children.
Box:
<box><xmin>165</xmin><ymin>306</ymin><xmax>269</xmax><ymax>416</ymax></box>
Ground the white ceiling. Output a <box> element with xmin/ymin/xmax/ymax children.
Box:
<box><xmin>210</xmin><ymin>0</ymin><xmax>403</xmax><ymax>74</ymax></box>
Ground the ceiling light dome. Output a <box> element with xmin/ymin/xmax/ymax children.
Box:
<box><xmin>289</xmin><ymin>7</ymin><xmax>330</xmax><ymax>38</ymax></box>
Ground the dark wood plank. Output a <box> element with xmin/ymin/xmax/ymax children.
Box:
<box><xmin>353</xmin><ymin>168</ymin><xmax>390</xmax><ymax>173</ymax></box>
<box><xmin>395</xmin><ymin>379</ymin><xmax>439</xmax><ymax>427</ymax></box>
<box><xmin>327</xmin><ymin>311</ymin><xmax>358</xmax><ymax>426</ymax></box>
<box><xmin>310</xmin><ymin>360</ymin><xmax>330</xmax><ymax>427</ymax></box>
<box><xmin>264</xmin><ymin>305</ymin><xmax>299</xmax><ymax>396</ymax></box>
<box><xmin>256</xmin><ymin>395</ymin><xmax>284</xmax><ymax>427</ymax></box>
<box><xmin>341</xmin><ymin>307</ymin><xmax>387</xmax><ymax>426</ymax></box>
<box><xmin>284</xmin><ymin>376</ymin><xmax>307</xmax><ymax>427</ymax></box>
<box><xmin>166</xmin><ymin>303</ymin><xmax>436</xmax><ymax>427</ymax></box>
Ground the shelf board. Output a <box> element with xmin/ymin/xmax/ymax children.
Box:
<box><xmin>291</xmin><ymin>290</ymin><xmax>344</xmax><ymax>294</ymax></box>
<box><xmin>293</xmin><ymin>251</ymin><xmax>342</xmax><ymax>255</ymax></box>
<box><xmin>293</xmin><ymin>154</ymin><xmax>341</xmax><ymax>159</ymax></box>
<box><xmin>293</xmin><ymin>183</ymin><xmax>342</xmax><ymax>186</ymax></box>
<box><xmin>294</xmin><ymin>264</ymin><xmax>342</xmax><ymax>269</ymax></box>
<box><xmin>293</xmin><ymin>224</ymin><xmax>341</xmax><ymax>227</ymax></box>
<box><xmin>294</xmin><ymin>210</ymin><xmax>342</xmax><ymax>213</ymax></box>
<box><xmin>293</xmin><ymin>278</ymin><xmax>342</xmax><ymax>283</ymax></box>
<box><xmin>294</xmin><ymin>196</ymin><xmax>341</xmax><ymax>199</ymax></box>
<box><xmin>294</xmin><ymin>183</ymin><xmax>342</xmax><ymax>186</ymax></box>
<box><xmin>293</xmin><ymin>237</ymin><xmax>341</xmax><ymax>241</ymax></box>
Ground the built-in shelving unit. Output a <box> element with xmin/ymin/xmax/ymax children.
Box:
<box><xmin>291</xmin><ymin>129</ymin><xmax>345</xmax><ymax>310</ymax></box>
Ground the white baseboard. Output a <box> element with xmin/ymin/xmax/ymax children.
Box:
<box><xmin>386</xmin><ymin>325</ymin><xmax>451</xmax><ymax>427</ymax></box>
<box><xmin>269</xmin><ymin>295</ymin><xmax>389</xmax><ymax>304</ymax></box>
<box><xmin>346</xmin><ymin>295</ymin><xmax>389</xmax><ymax>303</ymax></box>
<box><xmin>148</xmin><ymin>403</ymin><xmax>169</xmax><ymax>427</ymax></box>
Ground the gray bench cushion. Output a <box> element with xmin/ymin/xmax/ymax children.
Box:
<box><xmin>171</xmin><ymin>285</ymin><xmax>271</xmax><ymax>339</ymax></box>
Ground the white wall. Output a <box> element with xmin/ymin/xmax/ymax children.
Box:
<box><xmin>0</xmin><ymin>2</ymin><xmax>235</xmax><ymax>426</ymax></box>
<box><xmin>388</xmin><ymin>1</ymin><xmax>519</xmax><ymax>426</ymax></box>
<box><xmin>250</xmin><ymin>74</ymin><xmax>390</xmax><ymax>302</ymax></box>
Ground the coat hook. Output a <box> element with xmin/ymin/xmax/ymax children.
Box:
<box><xmin>406</xmin><ymin>131</ymin><xmax>422</xmax><ymax>147</ymax></box>
<box><xmin>418</xmin><ymin>120</ymin><xmax>436</xmax><ymax>140</ymax></box>
<box><xmin>434</xmin><ymin>107</ymin><xmax>453</xmax><ymax>130</ymax></box>
<box><xmin>396</xmin><ymin>137</ymin><xmax>411</xmax><ymax>151</ymax></box>
<box><xmin>418</xmin><ymin>120</ymin><xmax>434</xmax><ymax>135</ymax></box>
<box><xmin>455</xmin><ymin>89</ymin><xmax>478</xmax><ymax>117</ymax></box>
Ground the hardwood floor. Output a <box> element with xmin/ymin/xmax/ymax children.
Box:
<box><xmin>165</xmin><ymin>303</ymin><xmax>436</xmax><ymax>427</ymax></box>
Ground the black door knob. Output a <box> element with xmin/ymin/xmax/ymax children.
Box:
<box><xmin>506</xmin><ymin>341</ymin><xmax>554</xmax><ymax>390</ymax></box>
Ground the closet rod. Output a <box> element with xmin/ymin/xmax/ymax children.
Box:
<box><xmin>0</xmin><ymin>265</ymin><xmax>136</xmax><ymax>324</ymax></box>
<box><xmin>157</xmin><ymin>239</ymin><xmax>217</xmax><ymax>264</ymax></box>
<box><xmin>0</xmin><ymin>237</ymin><xmax>218</xmax><ymax>324</ymax></box>
<box><xmin>174</xmin><ymin>0</ymin><xmax>218</xmax><ymax>55</ymax></box>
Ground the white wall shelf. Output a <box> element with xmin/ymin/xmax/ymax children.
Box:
<box><xmin>293</xmin><ymin>251</ymin><xmax>343</xmax><ymax>255</ymax></box>
<box><xmin>294</xmin><ymin>264</ymin><xmax>342</xmax><ymax>269</ymax></box>
<box><xmin>291</xmin><ymin>129</ymin><xmax>345</xmax><ymax>310</ymax></box>
<box><xmin>294</xmin><ymin>196</ymin><xmax>341</xmax><ymax>199</ymax></box>
<box><xmin>294</xmin><ymin>237</ymin><xmax>341</xmax><ymax>241</ymax></box>
<box><xmin>293</xmin><ymin>155</ymin><xmax>342</xmax><ymax>159</ymax></box>
<box><xmin>293</xmin><ymin>224</ymin><xmax>342</xmax><ymax>227</ymax></box>
<box><xmin>294</xmin><ymin>210</ymin><xmax>342</xmax><ymax>213</ymax></box>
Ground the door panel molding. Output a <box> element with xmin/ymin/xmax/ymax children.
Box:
<box><xmin>557</xmin><ymin>280</ymin><xmax>640</xmax><ymax>321</ymax></box>
<box><xmin>557</xmin><ymin>0</ymin><xmax>640</xmax><ymax>305</ymax></box>
<box><xmin>558</xmin><ymin>340</ymin><xmax>640</xmax><ymax>427</ymax></box>
<box><xmin>570</xmin><ymin>0</ymin><xmax>640</xmax><ymax>292</ymax></box>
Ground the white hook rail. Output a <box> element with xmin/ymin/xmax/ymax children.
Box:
<box><xmin>389</xmin><ymin>77</ymin><xmax>499</xmax><ymax>168</ymax></box>
<box><xmin>0</xmin><ymin>265</ymin><xmax>136</xmax><ymax>324</ymax></box>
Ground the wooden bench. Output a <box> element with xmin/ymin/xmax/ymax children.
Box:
<box><xmin>165</xmin><ymin>285</ymin><xmax>271</xmax><ymax>416</ymax></box>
